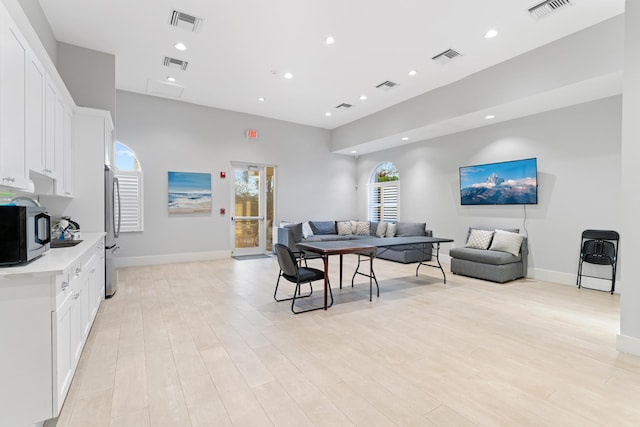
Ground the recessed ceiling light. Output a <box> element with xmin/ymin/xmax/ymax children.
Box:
<box><xmin>325</xmin><ymin>112</ymin><xmax>332</xmax><ymax>117</ymax></box>
<box><xmin>166</xmin><ymin>76</ymin><xmax>176</xmax><ymax>82</ymax></box>
<box><xmin>284</xmin><ymin>72</ymin><xmax>293</xmax><ymax>79</ymax></box>
<box><xmin>484</xmin><ymin>29</ymin><xmax>498</xmax><ymax>39</ymax></box>
<box><xmin>325</xmin><ymin>36</ymin><xmax>335</xmax><ymax>45</ymax></box>
<box><xmin>485</xmin><ymin>114</ymin><xmax>496</xmax><ymax>119</ymax></box>
<box><xmin>174</xmin><ymin>42</ymin><xmax>187</xmax><ymax>51</ymax></box>
<box><xmin>408</xmin><ymin>70</ymin><xmax>417</xmax><ymax>76</ymax></box>
<box><xmin>257</xmin><ymin>97</ymin><xmax>265</xmax><ymax>102</ymax></box>
<box><xmin>401</xmin><ymin>137</ymin><xmax>409</xmax><ymax>141</ymax></box>
<box><xmin>351</xmin><ymin>150</ymin><xmax>357</xmax><ymax>154</ymax></box>
<box><xmin>359</xmin><ymin>95</ymin><xmax>367</xmax><ymax>101</ymax></box>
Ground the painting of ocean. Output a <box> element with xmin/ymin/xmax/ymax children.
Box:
<box><xmin>168</xmin><ymin>171</ymin><xmax>212</xmax><ymax>214</ymax></box>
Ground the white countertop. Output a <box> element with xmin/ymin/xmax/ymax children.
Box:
<box><xmin>0</xmin><ymin>232</ymin><xmax>106</xmax><ymax>280</ymax></box>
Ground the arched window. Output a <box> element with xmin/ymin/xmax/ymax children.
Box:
<box><xmin>367</xmin><ymin>162</ymin><xmax>399</xmax><ymax>222</ymax></box>
<box><xmin>114</xmin><ymin>141</ymin><xmax>144</xmax><ymax>232</ymax></box>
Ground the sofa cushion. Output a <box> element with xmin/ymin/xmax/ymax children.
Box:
<box><xmin>396</xmin><ymin>222</ymin><xmax>426</xmax><ymax>237</ymax></box>
<box><xmin>337</xmin><ymin>221</ymin><xmax>352</xmax><ymax>235</ymax></box>
<box><xmin>465</xmin><ymin>229</ymin><xmax>494</xmax><ymax>250</ymax></box>
<box><xmin>310</xmin><ymin>221</ymin><xmax>336</xmax><ymax>235</ymax></box>
<box><xmin>449</xmin><ymin>247</ymin><xmax>521</xmax><ymax>265</ymax></box>
<box><xmin>283</xmin><ymin>222</ymin><xmax>303</xmax><ymax>242</ymax></box>
<box><xmin>351</xmin><ymin>221</ymin><xmax>370</xmax><ymax>235</ymax></box>
<box><xmin>375</xmin><ymin>222</ymin><xmax>388</xmax><ymax>237</ymax></box>
<box><xmin>302</xmin><ymin>222</ymin><xmax>314</xmax><ymax>239</ymax></box>
<box><xmin>489</xmin><ymin>230</ymin><xmax>525</xmax><ymax>257</ymax></box>
<box><xmin>385</xmin><ymin>223</ymin><xmax>397</xmax><ymax>237</ymax></box>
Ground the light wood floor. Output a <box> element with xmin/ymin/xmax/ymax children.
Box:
<box><xmin>55</xmin><ymin>255</ymin><xmax>640</xmax><ymax>427</ymax></box>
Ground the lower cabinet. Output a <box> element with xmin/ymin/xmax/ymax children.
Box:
<box><xmin>0</xmin><ymin>234</ymin><xmax>105</xmax><ymax>426</ymax></box>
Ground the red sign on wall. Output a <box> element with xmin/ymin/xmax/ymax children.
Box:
<box><xmin>245</xmin><ymin>129</ymin><xmax>258</xmax><ymax>139</ymax></box>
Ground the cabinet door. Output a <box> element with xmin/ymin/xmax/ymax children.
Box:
<box><xmin>26</xmin><ymin>53</ymin><xmax>46</xmax><ymax>174</ymax></box>
<box><xmin>52</xmin><ymin>293</ymin><xmax>74</xmax><ymax>415</ymax></box>
<box><xmin>0</xmin><ymin>6</ymin><xmax>30</xmax><ymax>189</ymax></box>
<box><xmin>44</xmin><ymin>79</ymin><xmax>57</xmax><ymax>177</ymax></box>
<box><xmin>56</xmin><ymin>106</ymin><xmax>73</xmax><ymax>196</ymax></box>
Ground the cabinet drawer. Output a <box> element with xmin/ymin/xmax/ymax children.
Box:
<box><xmin>54</xmin><ymin>271</ymin><xmax>71</xmax><ymax>310</ymax></box>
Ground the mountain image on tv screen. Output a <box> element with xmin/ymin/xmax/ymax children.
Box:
<box><xmin>459</xmin><ymin>158</ymin><xmax>538</xmax><ymax>205</ymax></box>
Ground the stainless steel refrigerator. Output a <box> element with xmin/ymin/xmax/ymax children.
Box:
<box><xmin>105</xmin><ymin>165</ymin><xmax>121</xmax><ymax>297</ymax></box>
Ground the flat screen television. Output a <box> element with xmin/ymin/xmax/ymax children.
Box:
<box><xmin>459</xmin><ymin>158</ymin><xmax>537</xmax><ymax>205</ymax></box>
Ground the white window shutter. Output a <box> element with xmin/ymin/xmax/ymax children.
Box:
<box><xmin>114</xmin><ymin>171</ymin><xmax>144</xmax><ymax>232</ymax></box>
<box><xmin>367</xmin><ymin>182</ymin><xmax>399</xmax><ymax>222</ymax></box>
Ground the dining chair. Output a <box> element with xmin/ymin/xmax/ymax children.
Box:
<box><xmin>273</xmin><ymin>243</ymin><xmax>332</xmax><ymax>314</ymax></box>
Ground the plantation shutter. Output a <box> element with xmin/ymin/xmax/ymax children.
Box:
<box><xmin>367</xmin><ymin>182</ymin><xmax>399</xmax><ymax>222</ymax></box>
<box><xmin>114</xmin><ymin>170</ymin><xmax>144</xmax><ymax>232</ymax></box>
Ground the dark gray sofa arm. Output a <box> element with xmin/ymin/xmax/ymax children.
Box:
<box><xmin>275</xmin><ymin>227</ymin><xmax>298</xmax><ymax>252</ymax></box>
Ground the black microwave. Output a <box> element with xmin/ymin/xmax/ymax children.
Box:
<box><xmin>0</xmin><ymin>205</ymin><xmax>51</xmax><ymax>266</ymax></box>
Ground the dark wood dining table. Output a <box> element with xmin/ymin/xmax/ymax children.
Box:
<box><xmin>296</xmin><ymin>241</ymin><xmax>377</xmax><ymax>310</ymax></box>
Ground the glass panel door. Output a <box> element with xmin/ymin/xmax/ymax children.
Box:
<box><xmin>231</xmin><ymin>164</ymin><xmax>275</xmax><ymax>256</ymax></box>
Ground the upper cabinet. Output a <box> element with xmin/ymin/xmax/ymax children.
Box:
<box><xmin>1</xmin><ymin>1</ymin><xmax>76</xmax><ymax>195</ymax></box>
<box><xmin>0</xmin><ymin>4</ymin><xmax>31</xmax><ymax>190</ymax></box>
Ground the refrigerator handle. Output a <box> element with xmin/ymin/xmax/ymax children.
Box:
<box><xmin>114</xmin><ymin>176</ymin><xmax>121</xmax><ymax>238</ymax></box>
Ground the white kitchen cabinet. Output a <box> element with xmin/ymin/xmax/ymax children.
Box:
<box><xmin>43</xmin><ymin>77</ymin><xmax>59</xmax><ymax>179</ymax></box>
<box><xmin>0</xmin><ymin>3</ymin><xmax>30</xmax><ymax>190</ymax></box>
<box><xmin>0</xmin><ymin>233</ymin><xmax>106</xmax><ymax>426</ymax></box>
<box><xmin>26</xmin><ymin>51</ymin><xmax>46</xmax><ymax>174</ymax></box>
<box><xmin>55</xmin><ymin>105</ymin><xmax>74</xmax><ymax>196</ymax></box>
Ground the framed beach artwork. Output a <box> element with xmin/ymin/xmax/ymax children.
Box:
<box><xmin>168</xmin><ymin>171</ymin><xmax>212</xmax><ymax>214</ymax></box>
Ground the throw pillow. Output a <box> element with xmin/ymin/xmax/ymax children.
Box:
<box><xmin>302</xmin><ymin>222</ymin><xmax>314</xmax><ymax>239</ymax></box>
<box><xmin>283</xmin><ymin>222</ymin><xmax>303</xmax><ymax>243</ymax></box>
<box><xmin>385</xmin><ymin>223</ymin><xmax>397</xmax><ymax>237</ymax></box>
<box><xmin>465</xmin><ymin>229</ymin><xmax>494</xmax><ymax>250</ymax></box>
<box><xmin>337</xmin><ymin>221</ymin><xmax>352</xmax><ymax>236</ymax></box>
<box><xmin>489</xmin><ymin>229</ymin><xmax>525</xmax><ymax>257</ymax></box>
<box><xmin>351</xmin><ymin>220</ymin><xmax>370</xmax><ymax>235</ymax></box>
<box><xmin>376</xmin><ymin>221</ymin><xmax>388</xmax><ymax>238</ymax></box>
<box><xmin>309</xmin><ymin>221</ymin><xmax>336</xmax><ymax>235</ymax></box>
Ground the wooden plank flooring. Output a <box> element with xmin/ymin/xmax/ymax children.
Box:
<box><xmin>55</xmin><ymin>255</ymin><xmax>640</xmax><ymax>426</ymax></box>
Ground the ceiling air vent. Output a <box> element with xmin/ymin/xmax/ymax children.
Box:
<box><xmin>375</xmin><ymin>80</ymin><xmax>398</xmax><ymax>91</ymax></box>
<box><xmin>336</xmin><ymin>103</ymin><xmax>353</xmax><ymax>110</ymax></box>
<box><xmin>169</xmin><ymin>10</ymin><xmax>203</xmax><ymax>32</ymax></box>
<box><xmin>528</xmin><ymin>0</ymin><xmax>574</xmax><ymax>20</ymax></box>
<box><xmin>163</xmin><ymin>57</ymin><xmax>189</xmax><ymax>71</ymax></box>
<box><xmin>432</xmin><ymin>49</ymin><xmax>461</xmax><ymax>63</ymax></box>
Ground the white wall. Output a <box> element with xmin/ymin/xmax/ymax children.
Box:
<box><xmin>114</xmin><ymin>90</ymin><xmax>356</xmax><ymax>262</ymax></box>
<box><xmin>619</xmin><ymin>0</ymin><xmax>640</xmax><ymax>355</ymax></box>
<box><xmin>356</xmin><ymin>96</ymin><xmax>622</xmax><ymax>286</ymax></box>
<box><xmin>15</xmin><ymin>0</ymin><xmax>56</xmax><ymax>64</ymax></box>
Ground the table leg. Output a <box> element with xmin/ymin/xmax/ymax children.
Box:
<box><xmin>339</xmin><ymin>254</ymin><xmax>343</xmax><ymax>289</ymax></box>
<box><xmin>416</xmin><ymin>243</ymin><xmax>447</xmax><ymax>283</ymax></box>
<box><xmin>323</xmin><ymin>255</ymin><xmax>329</xmax><ymax>310</ymax></box>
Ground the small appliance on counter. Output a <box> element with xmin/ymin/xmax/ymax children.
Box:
<box><xmin>0</xmin><ymin>197</ymin><xmax>51</xmax><ymax>266</ymax></box>
<box><xmin>51</xmin><ymin>217</ymin><xmax>82</xmax><ymax>248</ymax></box>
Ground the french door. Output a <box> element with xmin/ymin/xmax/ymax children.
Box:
<box><xmin>230</xmin><ymin>163</ymin><xmax>275</xmax><ymax>256</ymax></box>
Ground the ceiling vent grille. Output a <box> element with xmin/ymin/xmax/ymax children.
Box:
<box><xmin>169</xmin><ymin>10</ymin><xmax>203</xmax><ymax>32</ymax></box>
<box><xmin>528</xmin><ymin>0</ymin><xmax>574</xmax><ymax>19</ymax></box>
<box><xmin>432</xmin><ymin>49</ymin><xmax>462</xmax><ymax>63</ymax></box>
<box><xmin>336</xmin><ymin>103</ymin><xmax>353</xmax><ymax>110</ymax></box>
<box><xmin>375</xmin><ymin>80</ymin><xmax>398</xmax><ymax>91</ymax></box>
<box><xmin>163</xmin><ymin>57</ymin><xmax>189</xmax><ymax>71</ymax></box>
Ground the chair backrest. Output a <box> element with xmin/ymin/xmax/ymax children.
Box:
<box><xmin>580</xmin><ymin>229</ymin><xmax>619</xmax><ymax>263</ymax></box>
<box><xmin>274</xmin><ymin>243</ymin><xmax>299</xmax><ymax>277</ymax></box>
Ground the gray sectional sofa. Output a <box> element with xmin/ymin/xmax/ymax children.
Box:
<box><xmin>449</xmin><ymin>228</ymin><xmax>528</xmax><ymax>283</ymax></box>
<box><xmin>275</xmin><ymin>220</ymin><xmax>433</xmax><ymax>263</ymax></box>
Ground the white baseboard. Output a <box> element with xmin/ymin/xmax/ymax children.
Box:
<box><xmin>528</xmin><ymin>267</ymin><xmax>621</xmax><ymax>294</ymax></box>
<box><xmin>114</xmin><ymin>250</ymin><xmax>230</xmax><ymax>268</ymax></box>
<box><xmin>617</xmin><ymin>333</ymin><xmax>640</xmax><ymax>356</ymax></box>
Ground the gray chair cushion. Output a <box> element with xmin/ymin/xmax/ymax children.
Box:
<box><xmin>449</xmin><ymin>247</ymin><xmax>521</xmax><ymax>265</ymax></box>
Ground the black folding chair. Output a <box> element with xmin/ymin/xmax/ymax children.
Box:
<box><xmin>577</xmin><ymin>230</ymin><xmax>619</xmax><ymax>294</ymax></box>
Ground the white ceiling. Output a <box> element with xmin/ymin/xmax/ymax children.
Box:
<box><xmin>40</xmin><ymin>0</ymin><xmax>625</xmax><ymax>131</ymax></box>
